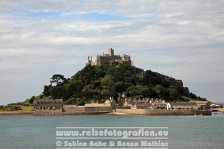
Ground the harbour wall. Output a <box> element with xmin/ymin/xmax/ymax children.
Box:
<box><xmin>34</xmin><ymin>105</ymin><xmax>112</xmax><ymax>115</ymax></box>
<box><xmin>33</xmin><ymin>106</ymin><xmax>211</xmax><ymax>116</ymax></box>
<box><xmin>33</xmin><ymin>110</ymin><xmax>62</xmax><ymax>115</ymax></box>
<box><xmin>116</xmin><ymin>109</ymin><xmax>211</xmax><ymax>115</ymax></box>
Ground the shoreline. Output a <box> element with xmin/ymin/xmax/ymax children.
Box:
<box><xmin>0</xmin><ymin>111</ymin><xmax>33</xmax><ymax>115</ymax></box>
<box><xmin>0</xmin><ymin>110</ymin><xmax>220</xmax><ymax>116</ymax></box>
<box><xmin>217</xmin><ymin>108</ymin><xmax>224</xmax><ymax>112</ymax></box>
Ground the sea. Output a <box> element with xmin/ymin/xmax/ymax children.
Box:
<box><xmin>0</xmin><ymin>113</ymin><xmax>224</xmax><ymax>149</ymax></box>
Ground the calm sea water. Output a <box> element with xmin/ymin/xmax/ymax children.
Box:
<box><xmin>0</xmin><ymin>113</ymin><xmax>224</xmax><ymax>149</ymax></box>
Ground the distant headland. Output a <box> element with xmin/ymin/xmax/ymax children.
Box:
<box><xmin>0</xmin><ymin>48</ymin><xmax>223</xmax><ymax>115</ymax></box>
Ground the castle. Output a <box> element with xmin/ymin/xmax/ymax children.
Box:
<box><xmin>86</xmin><ymin>48</ymin><xmax>132</xmax><ymax>66</ymax></box>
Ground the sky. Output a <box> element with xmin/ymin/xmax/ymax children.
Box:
<box><xmin>0</xmin><ymin>0</ymin><xmax>224</xmax><ymax>105</ymax></box>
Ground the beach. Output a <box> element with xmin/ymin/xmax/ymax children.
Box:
<box><xmin>217</xmin><ymin>108</ymin><xmax>224</xmax><ymax>112</ymax></box>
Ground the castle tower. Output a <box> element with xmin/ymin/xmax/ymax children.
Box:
<box><xmin>108</xmin><ymin>48</ymin><xmax>114</xmax><ymax>56</ymax></box>
<box><xmin>86</xmin><ymin>56</ymin><xmax>93</xmax><ymax>66</ymax></box>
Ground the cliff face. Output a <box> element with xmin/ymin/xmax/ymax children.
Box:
<box><xmin>41</xmin><ymin>64</ymin><xmax>205</xmax><ymax>104</ymax></box>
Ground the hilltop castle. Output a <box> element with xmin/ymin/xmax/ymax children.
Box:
<box><xmin>86</xmin><ymin>48</ymin><xmax>132</xmax><ymax>66</ymax></box>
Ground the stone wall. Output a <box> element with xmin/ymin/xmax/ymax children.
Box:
<box><xmin>116</xmin><ymin>109</ymin><xmax>211</xmax><ymax>115</ymax></box>
<box><xmin>63</xmin><ymin>105</ymin><xmax>85</xmax><ymax>114</ymax></box>
<box><xmin>116</xmin><ymin>109</ymin><xmax>149</xmax><ymax>115</ymax></box>
<box><xmin>33</xmin><ymin>109</ymin><xmax>62</xmax><ymax>115</ymax></box>
<box><xmin>85</xmin><ymin>106</ymin><xmax>112</xmax><ymax>113</ymax></box>
<box><xmin>33</xmin><ymin>103</ymin><xmax>113</xmax><ymax>115</ymax></box>
<box><xmin>148</xmin><ymin>109</ymin><xmax>197</xmax><ymax>115</ymax></box>
<box><xmin>63</xmin><ymin>105</ymin><xmax>112</xmax><ymax>114</ymax></box>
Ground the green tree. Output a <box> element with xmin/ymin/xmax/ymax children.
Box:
<box><xmin>50</xmin><ymin>74</ymin><xmax>66</xmax><ymax>86</ymax></box>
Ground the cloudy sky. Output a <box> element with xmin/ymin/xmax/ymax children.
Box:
<box><xmin>0</xmin><ymin>0</ymin><xmax>224</xmax><ymax>105</ymax></box>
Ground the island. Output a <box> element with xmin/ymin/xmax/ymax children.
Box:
<box><xmin>1</xmin><ymin>48</ymin><xmax>223</xmax><ymax>115</ymax></box>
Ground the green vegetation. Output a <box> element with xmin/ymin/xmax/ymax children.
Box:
<box><xmin>35</xmin><ymin>64</ymin><xmax>205</xmax><ymax>105</ymax></box>
<box><xmin>0</xmin><ymin>102</ymin><xmax>33</xmax><ymax>112</ymax></box>
<box><xmin>0</xmin><ymin>105</ymin><xmax>22</xmax><ymax>111</ymax></box>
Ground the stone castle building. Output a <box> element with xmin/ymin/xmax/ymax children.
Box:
<box><xmin>86</xmin><ymin>48</ymin><xmax>132</xmax><ymax>66</ymax></box>
<box><xmin>33</xmin><ymin>99</ymin><xmax>63</xmax><ymax>115</ymax></box>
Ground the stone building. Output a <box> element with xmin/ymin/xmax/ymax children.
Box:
<box><xmin>123</xmin><ymin>98</ymin><xmax>198</xmax><ymax>110</ymax></box>
<box><xmin>33</xmin><ymin>99</ymin><xmax>63</xmax><ymax>115</ymax></box>
<box><xmin>170</xmin><ymin>102</ymin><xmax>198</xmax><ymax>110</ymax></box>
<box><xmin>189</xmin><ymin>100</ymin><xmax>210</xmax><ymax>110</ymax></box>
<box><xmin>86</xmin><ymin>48</ymin><xmax>132</xmax><ymax>66</ymax></box>
<box><xmin>123</xmin><ymin>98</ymin><xmax>167</xmax><ymax>109</ymax></box>
<box><xmin>152</xmin><ymin>102</ymin><xmax>171</xmax><ymax>110</ymax></box>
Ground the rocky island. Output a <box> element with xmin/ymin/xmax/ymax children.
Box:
<box><xmin>1</xmin><ymin>48</ymin><xmax>221</xmax><ymax>115</ymax></box>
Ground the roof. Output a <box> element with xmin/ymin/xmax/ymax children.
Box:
<box><xmin>170</xmin><ymin>102</ymin><xmax>197</xmax><ymax>106</ymax></box>
<box><xmin>189</xmin><ymin>101</ymin><xmax>208</xmax><ymax>104</ymax></box>
<box><xmin>33</xmin><ymin>99</ymin><xmax>63</xmax><ymax>104</ymax></box>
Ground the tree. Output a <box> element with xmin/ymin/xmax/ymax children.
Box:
<box><xmin>100</xmin><ymin>75</ymin><xmax>112</xmax><ymax>89</ymax></box>
<box><xmin>50</xmin><ymin>74</ymin><xmax>66</xmax><ymax>86</ymax></box>
<box><xmin>29</xmin><ymin>96</ymin><xmax>36</xmax><ymax>104</ymax></box>
<box><xmin>43</xmin><ymin>85</ymin><xmax>51</xmax><ymax>96</ymax></box>
<box><xmin>38</xmin><ymin>64</ymin><xmax>204</xmax><ymax>103</ymax></box>
<box><xmin>167</xmin><ymin>87</ymin><xmax>179</xmax><ymax>101</ymax></box>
